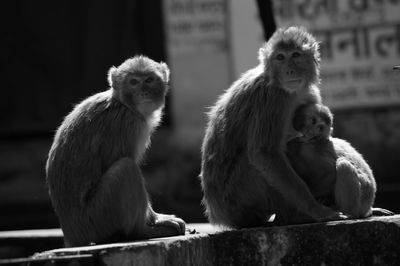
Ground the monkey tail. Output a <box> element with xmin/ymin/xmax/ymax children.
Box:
<box><xmin>371</xmin><ymin>207</ymin><xmax>395</xmax><ymax>216</ymax></box>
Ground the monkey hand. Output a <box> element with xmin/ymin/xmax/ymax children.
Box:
<box><xmin>313</xmin><ymin>206</ymin><xmax>349</xmax><ymax>222</ymax></box>
<box><xmin>319</xmin><ymin>211</ymin><xmax>348</xmax><ymax>222</ymax></box>
<box><xmin>286</xmin><ymin>131</ymin><xmax>304</xmax><ymax>142</ymax></box>
<box><xmin>286</xmin><ymin>125</ymin><xmax>304</xmax><ymax>142</ymax></box>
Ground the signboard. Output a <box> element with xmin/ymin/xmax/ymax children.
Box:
<box><xmin>163</xmin><ymin>0</ymin><xmax>231</xmax><ymax>141</ymax></box>
<box><xmin>272</xmin><ymin>0</ymin><xmax>400</xmax><ymax>109</ymax></box>
<box><xmin>164</xmin><ymin>0</ymin><xmax>227</xmax><ymax>55</ymax></box>
<box><xmin>229</xmin><ymin>0</ymin><xmax>264</xmax><ymax>77</ymax></box>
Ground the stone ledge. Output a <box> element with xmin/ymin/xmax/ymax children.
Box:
<box><xmin>0</xmin><ymin>228</ymin><xmax>63</xmax><ymax>261</ymax></box>
<box><xmin>1</xmin><ymin>216</ymin><xmax>400</xmax><ymax>265</ymax></box>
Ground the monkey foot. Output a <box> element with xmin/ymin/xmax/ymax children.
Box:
<box><xmin>155</xmin><ymin>214</ymin><xmax>186</xmax><ymax>234</ymax></box>
<box><xmin>145</xmin><ymin>214</ymin><xmax>186</xmax><ymax>238</ymax></box>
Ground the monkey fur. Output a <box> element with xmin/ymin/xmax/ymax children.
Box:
<box><xmin>46</xmin><ymin>56</ymin><xmax>185</xmax><ymax>247</ymax></box>
<box><xmin>287</xmin><ymin>103</ymin><xmax>394</xmax><ymax>218</ymax></box>
<box><xmin>200</xmin><ymin>27</ymin><xmax>347</xmax><ymax>228</ymax></box>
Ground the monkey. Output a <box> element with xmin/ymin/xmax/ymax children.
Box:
<box><xmin>200</xmin><ymin>26</ymin><xmax>348</xmax><ymax>229</ymax></box>
<box><xmin>287</xmin><ymin>103</ymin><xmax>372</xmax><ymax>217</ymax></box>
<box><xmin>286</xmin><ymin>103</ymin><xmax>394</xmax><ymax>218</ymax></box>
<box><xmin>46</xmin><ymin>56</ymin><xmax>185</xmax><ymax>247</ymax></box>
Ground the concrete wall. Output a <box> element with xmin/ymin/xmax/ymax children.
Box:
<box><xmin>2</xmin><ymin>216</ymin><xmax>400</xmax><ymax>265</ymax></box>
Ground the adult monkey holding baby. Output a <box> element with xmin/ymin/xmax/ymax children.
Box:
<box><xmin>200</xmin><ymin>27</ymin><xmax>347</xmax><ymax>227</ymax></box>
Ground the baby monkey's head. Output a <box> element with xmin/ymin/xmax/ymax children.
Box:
<box><xmin>293</xmin><ymin>103</ymin><xmax>333</xmax><ymax>142</ymax></box>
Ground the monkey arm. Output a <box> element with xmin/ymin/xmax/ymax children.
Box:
<box><xmin>246</xmin><ymin>90</ymin><xmax>338</xmax><ymax>221</ymax></box>
<box><xmin>248</xmin><ymin>148</ymin><xmax>330</xmax><ymax>219</ymax></box>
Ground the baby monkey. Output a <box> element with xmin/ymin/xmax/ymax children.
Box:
<box><xmin>287</xmin><ymin>103</ymin><xmax>391</xmax><ymax>218</ymax></box>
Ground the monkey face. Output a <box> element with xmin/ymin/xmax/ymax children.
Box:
<box><xmin>124</xmin><ymin>72</ymin><xmax>167</xmax><ymax>116</ymax></box>
<box><xmin>128</xmin><ymin>73</ymin><xmax>166</xmax><ymax>102</ymax></box>
<box><xmin>108</xmin><ymin>56</ymin><xmax>170</xmax><ymax>117</ymax></box>
<box><xmin>261</xmin><ymin>27</ymin><xmax>321</xmax><ymax>92</ymax></box>
<box><xmin>300</xmin><ymin>115</ymin><xmax>331</xmax><ymax>141</ymax></box>
<box><xmin>271</xmin><ymin>49</ymin><xmax>308</xmax><ymax>92</ymax></box>
<box><xmin>270</xmin><ymin>44</ymin><xmax>318</xmax><ymax>94</ymax></box>
<box><xmin>293</xmin><ymin>105</ymin><xmax>333</xmax><ymax>142</ymax></box>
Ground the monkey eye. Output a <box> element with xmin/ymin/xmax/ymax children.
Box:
<box><xmin>311</xmin><ymin>117</ymin><xmax>317</xmax><ymax>124</ymax></box>
<box><xmin>292</xmin><ymin>52</ymin><xmax>301</xmax><ymax>58</ymax></box>
<box><xmin>145</xmin><ymin>76</ymin><xmax>155</xmax><ymax>83</ymax></box>
<box><xmin>275</xmin><ymin>54</ymin><xmax>285</xmax><ymax>61</ymax></box>
<box><xmin>129</xmin><ymin>78</ymin><xmax>139</xmax><ymax>85</ymax></box>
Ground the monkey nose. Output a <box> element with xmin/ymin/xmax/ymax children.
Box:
<box><xmin>286</xmin><ymin>69</ymin><xmax>294</xmax><ymax>76</ymax></box>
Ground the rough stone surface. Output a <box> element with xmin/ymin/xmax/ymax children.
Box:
<box><xmin>210</xmin><ymin>216</ymin><xmax>400</xmax><ymax>266</ymax></box>
<box><xmin>2</xmin><ymin>216</ymin><xmax>400</xmax><ymax>265</ymax></box>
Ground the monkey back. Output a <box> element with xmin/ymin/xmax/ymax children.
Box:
<box><xmin>46</xmin><ymin>90</ymin><xmax>148</xmax><ymax>213</ymax></box>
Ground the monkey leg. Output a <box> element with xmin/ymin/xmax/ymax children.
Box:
<box><xmin>68</xmin><ymin>157</ymin><xmax>184</xmax><ymax>246</ymax></box>
<box><xmin>334</xmin><ymin>158</ymin><xmax>364</xmax><ymax>218</ymax></box>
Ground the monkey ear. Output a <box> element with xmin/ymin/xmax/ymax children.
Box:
<box><xmin>107</xmin><ymin>66</ymin><xmax>118</xmax><ymax>88</ymax></box>
<box><xmin>257</xmin><ymin>43</ymin><xmax>269</xmax><ymax>65</ymax></box>
<box><xmin>159</xmin><ymin>62</ymin><xmax>170</xmax><ymax>83</ymax></box>
<box><xmin>312</xmin><ymin>41</ymin><xmax>322</xmax><ymax>64</ymax></box>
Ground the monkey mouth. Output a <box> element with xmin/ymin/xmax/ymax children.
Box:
<box><xmin>140</xmin><ymin>99</ymin><xmax>164</xmax><ymax>110</ymax></box>
<box><xmin>307</xmin><ymin>135</ymin><xmax>323</xmax><ymax>142</ymax></box>
<box><xmin>284</xmin><ymin>79</ymin><xmax>302</xmax><ymax>84</ymax></box>
<box><xmin>282</xmin><ymin>79</ymin><xmax>303</xmax><ymax>92</ymax></box>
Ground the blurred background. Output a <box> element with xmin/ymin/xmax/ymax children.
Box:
<box><xmin>1</xmin><ymin>0</ymin><xmax>399</xmax><ymax>231</ymax></box>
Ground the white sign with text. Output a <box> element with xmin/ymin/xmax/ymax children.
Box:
<box><xmin>272</xmin><ymin>0</ymin><xmax>400</xmax><ymax>109</ymax></box>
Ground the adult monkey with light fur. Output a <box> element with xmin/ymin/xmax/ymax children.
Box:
<box><xmin>46</xmin><ymin>56</ymin><xmax>185</xmax><ymax>247</ymax></box>
<box><xmin>200</xmin><ymin>27</ymin><xmax>347</xmax><ymax>228</ymax></box>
